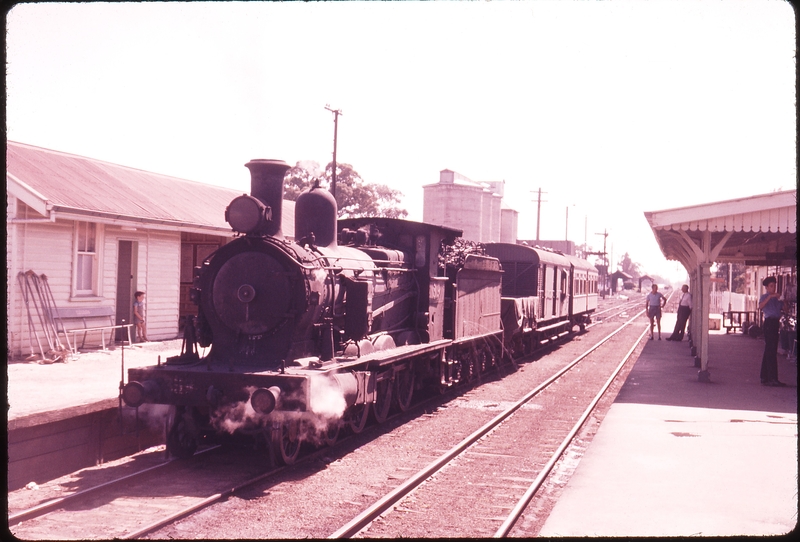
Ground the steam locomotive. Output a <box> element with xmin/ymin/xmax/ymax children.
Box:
<box><xmin>122</xmin><ymin>159</ymin><xmax>598</xmax><ymax>463</ymax></box>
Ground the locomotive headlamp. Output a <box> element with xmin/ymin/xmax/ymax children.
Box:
<box><xmin>251</xmin><ymin>386</ymin><xmax>282</xmax><ymax>414</ymax></box>
<box><xmin>225</xmin><ymin>195</ymin><xmax>272</xmax><ymax>234</ymax></box>
<box><xmin>122</xmin><ymin>380</ymin><xmax>159</xmax><ymax>408</ymax></box>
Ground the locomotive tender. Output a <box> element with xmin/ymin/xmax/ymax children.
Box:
<box><xmin>122</xmin><ymin>159</ymin><xmax>598</xmax><ymax>463</ymax></box>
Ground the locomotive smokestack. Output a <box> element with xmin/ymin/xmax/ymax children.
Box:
<box><xmin>244</xmin><ymin>159</ymin><xmax>291</xmax><ymax>238</ymax></box>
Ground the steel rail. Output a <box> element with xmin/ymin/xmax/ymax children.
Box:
<box><xmin>121</xmin><ymin>464</ymin><xmax>288</xmax><ymax>539</ymax></box>
<box><xmin>7</xmin><ymin>445</ymin><xmax>220</xmax><ymax>525</ymax></box>
<box><xmin>101</xmin><ymin>371</ymin><xmax>501</xmax><ymax>538</ymax></box>
<box><xmin>589</xmin><ymin>291</ymin><xmax>674</xmax><ymax>329</ymax></box>
<box><xmin>122</xmin><ymin>388</ymin><xmax>460</xmax><ymax>539</ymax></box>
<box><xmin>328</xmin><ymin>310</ymin><xmax>647</xmax><ymax>539</ymax></box>
<box><xmin>589</xmin><ymin>298</ymin><xmax>645</xmax><ymax>322</ymax></box>
<box><xmin>494</xmin><ymin>314</ymin><xmax>650</xmax><ymax>537</ymax></box>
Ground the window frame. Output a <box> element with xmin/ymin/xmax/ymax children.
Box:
<box><xmin>72</xmin><ymin>221</ymin><xmax>104</xmax><ymax>298</ymax></box>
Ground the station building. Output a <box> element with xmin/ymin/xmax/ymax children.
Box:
<box><xmin>423</xmin><ymin>169</ymin><xmax>518</xmax><ymax>243</ymax></box>
<box><xmin>6</xmin><ymin>141</ymin><xmax>296</xmax><ymax>360</ymax></box>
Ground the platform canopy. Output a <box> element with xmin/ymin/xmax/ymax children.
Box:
<box><xmin>644</xmin><ymin>190</ymin><xmax>796</xmax><ymax>382</ymax></box>
<box><xmin>644</xmin><ymin>190</ymin><xmax>796</xmax><ymax>269</ymax></box>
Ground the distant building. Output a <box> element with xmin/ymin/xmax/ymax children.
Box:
<box><xmin>423</xmin><ymin>169</ymin><xmax>518</xmax><ymax>243</ymax></box>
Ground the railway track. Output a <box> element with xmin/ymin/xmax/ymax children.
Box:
<box><xmin>8</xmin><ymin>297</ymin><xmax>654</xmax><ymax>539</ymax></box>
<box><xmin>148</xmin><ymin>305</ymin><xmax>651</xmax><ymax>539</ymax></box>
<box><xmin>329</xmin><ymin>309</ymin><xmax>650</xmax><ymax>538</ymax></box>
<box><xmin>7</xmin><ymin>444</ymin><xmax>280</xmax><ymax>540</ymax></box>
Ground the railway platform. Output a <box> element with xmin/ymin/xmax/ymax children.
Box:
<box><xmin>538</xmin><ymin>312</ymin><xmax>798</xmax><ymax>537</ymax></box>
<box><xmin>6</xmin><ymin>340</ymin><xmax>184</xmax><ymax>490</ymax></box>
<box><xmin>7</xmin><ymin>339</ymin><xmax>184</xmax><ymax>426</ymax></box>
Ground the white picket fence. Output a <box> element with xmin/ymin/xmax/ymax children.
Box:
<box><xmin>709</xmin><ymin>291</ymin><xmax>759</xmax><ymax>314</ymax></box>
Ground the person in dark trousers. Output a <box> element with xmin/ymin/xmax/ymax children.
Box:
<box><xmin>758</xmin><ymin>276</ymin><xmax>785</xmax><ymax>386</ymax></box>
<box><xmin>666</xmin><ymin>284</ymin><xmax>692</xmax><ymax>341</ymax></box>
<box><xmin>645</xmin><ymin>283</ymin><xmax>667</xmax><ymax>340</ymax></box>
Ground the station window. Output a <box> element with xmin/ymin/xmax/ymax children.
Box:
<box><xmin>73</xmin><ymin>221</ymin><xmax>102</xmax><ymax>296</ymax></box>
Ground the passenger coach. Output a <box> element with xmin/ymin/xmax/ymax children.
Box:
<box><xmin>484</xmin><ymin>243</ymin><xmax>598</xmax><ymax>357</ymax></box>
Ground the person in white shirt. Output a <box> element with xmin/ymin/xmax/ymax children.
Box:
<box><xmin>666</xmin><ymin>284</ymin><xmax>692</xmax><ymax>341</ymax></box>
<box><xmin>645</xmin><ymin>283</ymin><xmax>667</xmax><ymax>340</ymax></box>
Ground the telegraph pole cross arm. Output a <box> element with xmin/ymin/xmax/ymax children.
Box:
<box><xmin>324</xmin><ymin>105</ymin><xmax>343</xmax><ymax>200</ymax></box>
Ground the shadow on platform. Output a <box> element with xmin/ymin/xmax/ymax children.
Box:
<box><xmin>615</xmin><ymin>329</ymin><xmax>797</xmax><ymax>414</ymax></box>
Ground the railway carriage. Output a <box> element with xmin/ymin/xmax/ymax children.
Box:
<box><xmin>484</xmin><ymin>243</ymin><xmax>598</xmax><ymax>357</ymax></box>
<box><xmin>563</xmin><ymin>254</ymin><xmax>599</xmax><ymax>325</ymax></box>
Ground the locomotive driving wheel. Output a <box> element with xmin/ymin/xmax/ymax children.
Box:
<box><xmin>394</xmin><ymin>364</ymin><xmax>415</xmax><ymax>412</ymax></box>
<box><xmin>345</xmin><ymin>402</ymin><xmax>370</xmax><ymax>434</ymax></box>
<box><xmin>273</xmin><ymin>419</ymin><xmax>302</xmax><ymax>465</ymax></box>
<box><xmin>323</xmin><ymin>421</ymin><xmax>340</xmax><ymax>447</ymax></box>
<box><xmin>167</xmin><ymin>406</ymin><xmax>199</xmax><ymax>459</ymax></box>
<box><xmin>372</xmin><ymin>371</ymin><xmax>393</xmax><ymax>423</ymax></box>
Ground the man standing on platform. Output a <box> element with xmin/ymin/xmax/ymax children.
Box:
<box><xmin>666</xmin><ymin>284</ymin><xmax>692</xmax><ymax>341</ymax></box>
<box><xmin>758</xmin><ymin>276</ymin><xmax>785</xmax><ymax>386</ymax></box>
<box><xmin>645</xmin><ymin>283</ymin><xmax>667</xmax><ymax>340</ymax></box>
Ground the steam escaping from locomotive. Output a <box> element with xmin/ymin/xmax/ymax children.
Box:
<box><xmin>206</xmin><ymin>374</ymin><xmax>352</xmax><ymax>438</ymax></box>
<box><xmin>308</xmin><ymin>374</ymin><xmax>350</xmax><ymax>419</ymax></box>
<box><xmin>211</xmin><ymin>387</ymin><xmax>264</xmax><ymax>434</ymax></box>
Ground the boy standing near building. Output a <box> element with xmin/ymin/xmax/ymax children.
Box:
<box><xmin>133</xmin><ymin>291</ymin><xmax>148</xmax><ymax>343</ymax></box>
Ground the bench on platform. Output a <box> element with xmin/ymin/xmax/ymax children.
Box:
<box><xmin>722</xmin><ymin>310</ymin><xmax>757</xmax><ymax>333</ymax></box>
<box><xmin>52</xmin><ymin>306</ymin><xmax>133</xmax><ymax>356</ymax></box>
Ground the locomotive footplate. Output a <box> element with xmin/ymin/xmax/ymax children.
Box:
<box><xmin>346</xmin><ymin>339</ymin><xmax>452</xmax><ymax>369</ymax></box>
<box><xmin>125</xmin><ymin>365</ymin><xmax>311</xmax><ymax>412</ymax></box>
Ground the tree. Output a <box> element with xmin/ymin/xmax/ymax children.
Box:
<box><xmin>284</xmin><ymin>160</ymin><xmax>408</xmax><ymax>219</ymax></box>
<box><xmin>284</xmin><ymin>160</ymin><xmax>324</xmax><ymax>201</ymax></box>
<box><xmin>619</xmin><ymin>252</ymin><xmax>641</xmax><ymax>280</ymax></box>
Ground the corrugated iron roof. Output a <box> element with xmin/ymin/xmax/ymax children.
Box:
<box><xmin>6</xmin><ymin>141</ymin><xmax>296</xmax><ymax>237</ymax></box>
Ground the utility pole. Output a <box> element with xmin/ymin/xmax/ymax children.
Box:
<box><xmin>586</xmin><ymin>230</ymin><xmax>609</xmax><ymax>298</ymax></box>
<box><xmin>565</xmin><ymin>204</ymin><xmax>575</xmax><ymax>242</ymax></box>
<box><xmin>531</xmin><ymin>188</ymin><xmax>547</xmax><ymax>242</ymax></box>
<box><xmin>595</xmin><ymin>229</ymin><xmax>609</xmax><ymax>298</ymax></box>
<box><xmin>324</xmin><ymin>105</ymin><xmax>342</xmax><ymax>200</ymax></box>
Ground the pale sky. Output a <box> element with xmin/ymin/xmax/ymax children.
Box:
<box><xmin>6</xmin><ymin>0</ymin><xmax>796</xmax><ymax>283</ymax></box>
